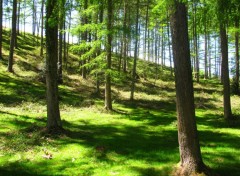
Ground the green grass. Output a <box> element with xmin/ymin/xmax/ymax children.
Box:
<box><xmin>0</xmin><ymin>31</ymin><xmax>240</xmax><ymax>175</ymax></box>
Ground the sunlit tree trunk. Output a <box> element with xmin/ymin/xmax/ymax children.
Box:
<box><xmin>170</xmin><ymin>2</ymin><xmax>210</xmax><ymax>175</ymax></box>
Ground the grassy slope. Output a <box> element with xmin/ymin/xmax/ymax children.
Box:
<box><xmin>0</xmin><ymin>31</ymin><xmax>240</xmax><ymax>176</ymax></box>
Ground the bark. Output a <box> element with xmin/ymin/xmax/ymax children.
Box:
<box><xmin>0</xmin><ymin>0</ymin><xmax>2</xmax><ymax>59</ymax></box>
<box><xmin>204</xmin><ymin>16</ymin><xmax>208</xmax><ymax>79</ymax></box>
<box><xmin>167</xmin><ymin>14</ymin><xmax>173</xmax><ymax>76</ymax></box>
<box><xmin>170</xmin><ymin>2</ymin><xmax>209</xmax><ymax>175</ymax></box>
<box><xmin>130</xmin><ymin>0</ymin><xmax>139</xmax><ymax>101</ymax></box>
<box><xmin>8</xmin><ymin>0</ymin><xmax>17</xmax><ymax>72</ymax></box>
<box><xmin>40</xmin><ymin>0</ymin><xmax>44</xmax><ymax>57</ymax></box>
<box><xmin>58</xmin><ymin>0</ymin><xmax>65</xmax><ymax>84</ymax></box>
<box><xmin>105</xmin><ymin>0</ymin><xmax>113</xmax><ymax>110</ymax></box>
<box><xmin>81</xmin><ymin>0</ymin><xmax>88</xmax><ymax>79</ymax></box>
<box><xmin>122</xmin><ymin>0</ymin><xmax>127</xmax><ymax>72</ymax></box>
<box><xmin>23</xmin><ymin>0</ymin><xmax>26</xmax><ymax>37</ymax></box>
<box><xmin>193</xmin><ymin>1</ymin><xmax>199</xmax><ymax>82</ymax></box>
<box><xmin>143</xmin><ymin>0</ymin><xmax>150</xmax><ymax>61</ymax></box>
<box><xmin>46</xmin><ymin>0</ymin><xmax>62</xmax><ymax>131</ymax></box>
<box><xmin>234</xmin><ymin>19</ymin><xmax>239</xmax><ymax>94</ymax></box>
<box><xmin>220</xmin><ymin>23</ymin><xmax>232</xmax><ymax>119</ymax></box>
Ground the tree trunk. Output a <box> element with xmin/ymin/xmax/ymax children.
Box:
<box><xmin>130</xmin><ymin>0</ymin><xmax>139</xmax><ymax>101</ymax></box>
<box><xmin>45</xmin><ymin>0</ymin><xmax>62</xmax><ymax>132</ymax></box>
<box><xmin>40</xmin><ymin>0</ymin><xmax>44</xmax><ymax>57</ymax></box>
<box><xmin>122</xmin><ymin>0</ymin><xmax>127</xmax><ymax>73</ymax></box>
<box><xmin>143</xmin><ymin>0</ymin><xmax>150</xmax><ymax>61</ymax></box>
<box><xmin>105</xmin><ymin>0</ymin><xmax>113</xmax><ymax>110</ymax></box>
<box><xmin>193</xmin><ymin>1</ymin><xmax>199</xmax><ymax>82</ymax></box>
<box><xmin>170</xmin><ymin>2</ymin><xmax>209</xmax><ymax>175</ymax></box>
<box><xmin>220</xmin><ymin>23</ymin><xmax>232</xmax><ymax>119</ymax></box>
<box><xmin>204</xmin><ymin>16</ymin><xmax>208</xmax><ymax>79</ymax></box>
<box><xmin>8</xmin><ymin>0</ymin><xmax>17</xmax><ymax>72</ymax></box>
<box><xmin>81</xmin><ymin>0</ymin><xmax>88</xmax><ymax>79</ymax></box>
<box><xmin>234</xmin><ymin>18</ymin><xmax>239</xmax><ymax>94</ymax></box>
<box><xmin>58</xmin><ymin>0</ymin><xmax>65</xmax><ymax>84</ymax></box>
<box><xmin>167</xmin><ymin>14</ymin><xmax>173</xmax><ymax>76</ymax></box>
<box><xmin>0</xmin><ymin>0</ymin><xmax>2</xmax><ymax>59</ymax></box>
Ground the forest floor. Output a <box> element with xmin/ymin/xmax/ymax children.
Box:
<box><xmin>0</xmin><ymin>31</ymin><xmax>240</xmax><ymax>176</ymax></box>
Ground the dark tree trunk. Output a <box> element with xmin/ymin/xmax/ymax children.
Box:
<box><xmin>193</xmin><ymin>1</ymin><xmax>199</xmax><ymax>82</ymax></box>
<box><xmin>170</xmin><ymin>2</ymin><xmax>210</xmax><ymax>175</ymax></box>
<box><xmin>81</xmin><ymin>0</ymin><xmax>88</xmax><ymax>79</ymax></box>
<box><xmin>122</xmin><ymin>0</ymin><xmax>127</xmax><ymax>73</ymax></box>
<box><xmin>143</xmin><ymin>0</ymin><xmax>150</xmax><ymax>61</ymax></box>
<box><xmin>130</xmin><ymin>0</ymin><xmax>139</xmax><ymax>101</ymax></box>
<box><xmin>234</xmin><ymin>19</ymin><xmax>239</xmax><ymax>94</ymax></box>
<box><xmin>45</xmin><ymin>0</ymin><xmax>62</xmax><ymax>132</ymax></box>
<box><xmin>105</xmin><ymin>0</ymin><xmax>113</xmax><ymax>110</ymax></box>
<box><xmin>220</xmin><ymin>23</ymin><xmax>232</xmax><ymax>119</ymax></box>
<box><xmin>204</xmin><ymin>17</ymin><xmax>208</xmax><ymax>79</ymax></box>
<box><xmin>0</xmin><ymin>0</ymin><xmax>2</xmax><ymax>59</ymax></box>
<box><xmin>8</xmin><ymin>0</ymin><xmax>17</xmax><ymax>72</ymax></box>
<box><xmin>40</xmin><ymin>0</ymin><xmax>44</xmax><ymax>57</ymax></box>
<box><xmin>58</xmin><ymin>0</ymin><xmax>65</xmax><ymax>84</ymax></box>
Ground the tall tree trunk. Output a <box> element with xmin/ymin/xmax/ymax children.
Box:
<box><xmin>81</xmin><ymin>0</ymin><xmax>88</xmax><ymax>79</ymax></box>
<box><xmin>143</xmin><ymin>0</ymin><xmax>150</xmax><ymax>61</ymax></box>
<box><xmin>105</xmin><ymin>0</ymin><xmax>113</xmax><ymax>110</ymax></box>
<box><xmin>23</xmin><ymin>0</ymin><xmax>26</xmax><ymax>37</ymax></box>
<box><xmin>0</xmin><ymin>0</ymin><xmax>2</xmax><ymax>59</ymax></box>
<box><xmin>58</xmin><ymin>0</ymin><xmax>65</xmax><ymax>84</ymax></box>
<box><xmin>193</xmin><ymin>1</ymin><xmax>199</xmax><ymax>82</ymax></box>
<box><xmin>45</xmin><ymin>0</ymin><xmax>62</xmax><ymax>132</ymax></box>
<box><xmin>8</xmin><ymin>0</ymin><xmax>17</xmax><ymax>72</ymax></box>
<box><xmin>204</xmin><ymin>17</ymin><xmax>208</xmax><ymax>79</ymax></box>
<box><xmin>170</xmin><ymin>2</ymin><xmax>209</xmax><ymax>175</ymax></box>
<box><xmin>208</xmin><ymin>33</ymin><xmax>211</xmax><ymax>78</ymax></box>
<box><xmin>122</xmin><ymin>0</ymin><xmax>127</xmax><ymax>72</ymax></box>
<box><xmin>234</xmin><ymin>18</ymin><xmax>239</xmax><ymax>94</ymax></box>
<box><xmin>220</xmin><ymin>23</ymin><xmax>232</xmax><ymax>119</ymax></box>
<box><xmin>130</xmin><ymin>0</ymin><xmax>139</xmax><ymax>101</ymax></box>
<box><xmin>167</xmin><ymin>16</ymin><xmax>173</xmax><ymax>76</ymax></box>
<box><xmin>16</xmin><ymin>0</ymin><xmax>20</xmax><ymax>35</ymax></box>
<box><xmin>40</xmin><ymin>0</ymin><xmax>44</xmax><ymax>57</ymax></box>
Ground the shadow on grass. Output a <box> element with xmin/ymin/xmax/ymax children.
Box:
<box><xmin>0</xmin><ymin>73</ymin><xmax>46</xmax><ymax>105</ymax></box>
<box><xmin>197</xmin><ymin>113</ymin><xmax>240</xmax><ymax>129</ymax></box>
<box><xmin>0</xmin><ymin>109</ymin><xmax>240</xmax><ymax>175</ymax></box>
<box><xmin>0</xmin><ymin>72</ymin><xmax>94</xmax><ymax>108</ymax></box>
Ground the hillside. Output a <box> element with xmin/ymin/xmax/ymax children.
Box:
<box><xmin>0</xmin><ymin>31</ymin><xmax>240</xmax><ymax>176</ymax></box>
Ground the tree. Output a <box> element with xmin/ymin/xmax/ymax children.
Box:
<box><xmin>130</xmin><ymin>0</ymin><xmax>139</xmax><ymax>101</ymax></box>
<box><xmin>58</xmin><ymin>0</ymin><xmax>65</xmax><ymax>84</ymax></box>
<box><xmin>40</xmin><ymin>0</ymin><xmax>45</xmax><ymax>57</ymax></box>
<box><xmin>170</xmin><ymin>1</ymin><xmax>210</xmax><ymax>175</ymax></box>
<box><xmin>218</xmin><ymin>0</ymin><xmax>232</xmax><ymax>120</ymax></box>
<box><xmin>45</xmin><ymin>0</ymin><xmax>62</xmax><ymax>132</ymax></box>
<box><xmin>8</xmin><ymin>0</ymin><xmax>17</xmax><ymax>72</ymax></box>
<box><xmin>104</xmin><ymin>0</ymin><xmax>113</xmax><ymax>110</ymax></box>
<box><xmin>0</xmin><ymin>0</ymin><xmax>2</xmax><ymax>59</ymax></box>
